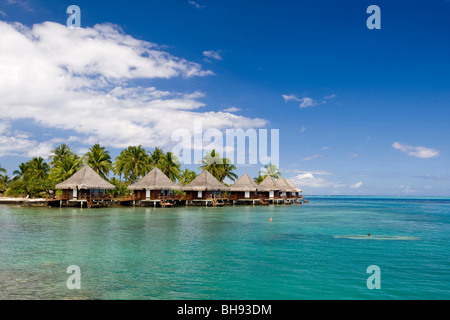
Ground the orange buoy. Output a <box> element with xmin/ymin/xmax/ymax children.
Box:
<box><xmin>270</xmin><ymin>218</ymin><xmax>272</xmax><ymax>222</ymax></box>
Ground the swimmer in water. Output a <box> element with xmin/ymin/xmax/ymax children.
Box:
<box><xmin>367</xmin><ymin>233</ymin><xmax>371</xmax><ymax>237</ymax></box>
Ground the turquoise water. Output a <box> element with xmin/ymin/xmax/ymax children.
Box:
<box><xmin>0</xmin><ymin>197</ymin><xmax>449</xmax><ymax>300</ymax></box>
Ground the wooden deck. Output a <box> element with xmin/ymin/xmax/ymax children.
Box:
<box><xmin>42</xmin><ymin>192</ymin><xmax>308</xmax><ymax>208</ymax></box>
<box><xmin>46</xmin><ymin>195</ymin><xmax>70</xmax><ymax>202</ymax></box>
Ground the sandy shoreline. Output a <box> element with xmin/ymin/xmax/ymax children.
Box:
<box><xmin>0</xmin><ymin>197</ymin><xmax>47</xmax><ymax>204</ymax></box>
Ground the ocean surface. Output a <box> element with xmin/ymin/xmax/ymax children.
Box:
<box><xmin>0</xmin><ymin>196</ymin><xmax>449</xmax><ymax>300</ymax></box>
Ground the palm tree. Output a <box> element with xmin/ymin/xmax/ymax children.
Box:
<box><xmin>198</xmin><ymin>149</ymin><xmax>222</xmax><ymax>179</ymax></box>
<box><xmin>13</xmin><ymin>162</ymin><xmax>30</xmax><ymax>181</ymax></box>
<box><xmin>259</xmin><ymin>163</ymin><xmax>281</xmax><ymax>179</ymax></box>
<box><xmin>157</xmin><ymin>152</ymin><xmax>181</xmax><ymax>182</ymax></box>
<box><xmin>0</xmin><ymin>163</ymin><xmax>9</xmax><ymax>191</ymax></box>
<box><xmin>198</xmin><ymin>150</ymin><xmax>237</xmax><ymax>182</ymax></box>
<box><xmin>254</xmin><ymin>174</ymin><xmax>265</xmax><ymax>184</ymax></box>
<box><xmin>0</xmin><ymin>174</ymin><xmax>11</xmax><ymax>193</ymax></box>
<box><xmin>114</xmin><ymin>146</ymin><xmax>152</xmax><ymax>184</ymax></box>
<box><xmin>26</xmin><ymin>157</ymin><xmax>50</xmax><ymax>181</ymax></box>
<box><xmin>113</xmin><ymin>150</ymin><xmax>127</xmax><ymax>182</ymax></box>
<box><xmin>149</xmin><ymin>147</ymin><xmax>164</xmax><ymax>166</ymax></box>
<box><xmin>84</xmin><ymin>144</ymin><xmax>112</xmax><ymax>179</ymax></box>
<box><xmin>49</xmin><ymin>144</ymin><xmax>72</xmax><ymax>167</ymax></box>
<box><xmin>0</xmin><ymin>163</ymin><xmax>6</xmax><ymax>176</ymax></box>
<box><xmin>179</xmin><ymin>168</ymin><xmax>198</xmax><ymax>185</ymax></box>
<box><xmin>50</xmin><ymin>153</ymin><xmax>82</xmax><ymax>184</ymax></box>
<box><xmin>9</xmin><ymin>159</ymin><xmax>51</xmax><ymax>197</ymax></box>
<box><xmin>217</xmin><ymin>158</ymin><xmax>238</xmax><ymax>182</ymax></box>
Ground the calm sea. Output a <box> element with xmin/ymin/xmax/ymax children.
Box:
<box><xmin>0</xmin><ymin>196</ymin><xmax>449</xmax><ymax>300</ymax></box>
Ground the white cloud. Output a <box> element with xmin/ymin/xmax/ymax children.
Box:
<box><xmin>288</xmin><ymin>170</ymin><xmax>333</xmax><ymax>175</ymax></box>
<box><xmin>203</xmin><ymin>50</ymin><xmax>223</xmax><ymax>61</ymax></box>
<box><xmin>188</xmin><ymin>0</ymin><xmax>204</xmax><ymax>9</ymax></box>
<box><xmin>282</xmin><ymin>94</ymin><xmax>301</xmax><ymax>102</ymax></box>
<box><xmin>350</xmin><ymin>181</ymin><xmax>363</xmax><ymax>189</ymax></box>
<box><xmin>26</xmin><ymin>140</ymin><xmax>58</xmax><ymax>158</ymax></box>
<box><xmin>324</xmin><ymin>94</ymin><xmax>337</xmax><ymax>99</ymax></box>
<box><xmin>223</xmin><ymin>106</ymin><xmax>241</xmax><ymax>113</ymax></box>
<box><xmin>398</xmin><ymin>185</ymin><xmax>416</xmax><ymax>194</ymax></box>
<box><xmin>0</xmin><ymin>120</ymin><xmax>39</xmax><ymax>156</ymax></box>
<box><xmin>282</xmin><ymin>94</ymin><xmax>322</xmax><ymax>108</ymax></box>
<box><xmin>392</xmin><ymin>142</ymin><xmax>440</xmax><ymax>159</ymax></box>
<box><xmin>300</xmin><ymin>97</ymin><xmax>318</xmax><ymax>108</ymax></box>
<box><xmin>301</xmin><ymin>154</ymin><xmax>323</xmax><ymax>161</ymax></box>
<box><xmin>291</xmin><ymin>172</ymin><xmax>346</xmax><ymax>189</ymax></box>
<box><xmin>300</xmin><ymin>126</ymin><xmax>306</xmax><ymax>133</ymax></box>
<box><xmin>0</xmin><ymin>21</ymin><xmax>267</xmax><ymax>156</ymax></box>
<box><xmin>0</xmin><ymin>10</ymin><xmax>6</xmax><ymax>17</ymax></box>
<box><xmin>0</xmin><ymin>121</ymin><xmax>65</xmax><ymax>157</ymax></box>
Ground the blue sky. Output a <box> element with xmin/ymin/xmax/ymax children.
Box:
<box><xmin>0</xmin><ymin>0</ymin><xmax>449</xmax><ymax>195</ymax></box>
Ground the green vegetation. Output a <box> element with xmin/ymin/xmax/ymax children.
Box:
<box><xmin>253</xmin><ymin>174</ymin><xmax>265</xmax><ymax>184</ymax></box>
<box><xmin>114</xmin><ymin>145</ymin><xmax>152</xmax><ymax>183</ymax></box>
<box><xmin>157</xmin><ymin>151</ymin><xmax>181</xmax><ymax>182</ymax></box>
<box><xmin>0</xmin><ymin>163</ymin><xmax>9</xmax><ymax>193</ymax></box>
<box><xmin>5</xmin><ymin>157</ymin><xmax>53</xmax><ymax>197</ymax></box>
<box><xmin>0</xmin><ymin>144</ymin><xmax>282</xmax><ymax>199</ymax></box>
<box><xmin>198</xmin><ymin>149</ymin><xmax>238</xmax><ymax>183</ymax></box>
<box><xmin>179</xmin><ymin>169</ymin><xmax>198</xmax><ymax>186</ymax></box>
<box><xmin>258</xmin><ymin>163</ymin><xmax>281</xmax><ymax>179</ymax></box>
<box><xmin>49</xmin><ymin>144</ymin><xmax>82</xmax><ymax>184</ymax></box>
<box><xmin>84</xmin><ymin>144</ymin><xmax>112</xmax><ymax>180</ymax></box>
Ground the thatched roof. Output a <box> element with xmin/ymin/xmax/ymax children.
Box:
<box><xmin>258</xmin><ymin>175</ymin><xmax>281</xmax><ymax>191</ymax></box>
<box><xmin>55</xmin><ymin>164</ymin><xmax>115</xmax><ymax>190</ymax></box>
<box><xmin>276</xmin><ymin>177</ymin><xmax>295</xmax><ymax>193</ymax></box>
<box><xmin>128</xmin><ymin>167</ymin><xmax>180</xmax><ymax>191</ymax></box>
<box><xmin>229</xmin><ymin>173</ymin><xmax>263</xmax><ymax>192</ymax></box>
<box><xmin>285</xmin><ymin>178</ymin><xmax>302</xmax><ymax>193</ymax></box>
<box><xmin>182</xmin><ymin>170</ymin><xmax>229</xmax><ymax>192</ymax></box>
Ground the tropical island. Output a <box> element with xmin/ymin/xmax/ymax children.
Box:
<box><xmin>0</xmin><ymin>144</ymin><xmax>305</xmax><ymax>208</ymax></box>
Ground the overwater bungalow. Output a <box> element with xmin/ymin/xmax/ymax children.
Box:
<box><xmin>285</xmin><ymin>178</ymin><xmax>307</xmax><ymax>203</ymax></box>
<box><xmin>285</xmin><ymin>178</ymin><xmax>302</xmax><ymax>198</ymax></box>
<box><xmin>229</xmin><ymin>173</ymin><xmax>265</xmax><ymax>205</ymax></box>
<box><xmin>276</xmin><ymin>177</ymin><xmax>296</xmax><ymax>203</ymax></box>
<box><xmin>181</xmin><ymin>170</ymin><xmax>229</xmax><ymax>206</ymax></box>
<box><xmin>257</xmin><ymin>175</ymin><xmax>282</xmax><ymax>203</ymax></box>
<box><xmin>53</xmin><ymin>164</ymin><xmax>115</xmax><ymax>207</ymax></box>
<box><xmin>127</xmin><ymin>167</ymin><xmax>180</xmax><ymax>206</ymax></box>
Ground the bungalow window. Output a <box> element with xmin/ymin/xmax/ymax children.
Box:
<box><xmin>73</xmin><ymin>189</ymin><xmax>78</xmax><ymax>199</ymax></box>
<box><xmin>146</xmin><ymin>190</ymin><xmax>150</xmax><ymax>199</ymax></box>
<box><xmin>198</xmin><ymin>191</ymin><xmax>203</xmax><ymax>198</ymax></box>
<box><xmin>269</xmin><ymin>190</ymin><xmax>274</xmax><ymax>198</ymax></box>
<box><xmin>245</xmin><ymin>191</ymin><xmax>250</xmax><ymax>198</ymax></box>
